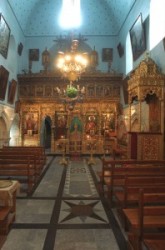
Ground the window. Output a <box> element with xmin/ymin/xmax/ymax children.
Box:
<box><xmin>150</xmin><ymin>0</ymin><xmax>165</xmax><ymax>50</ymax></box>
<box><xmin>59</xmin><ymin>0</ymin><xmax>82</xmax><ymax>29</ymax></box>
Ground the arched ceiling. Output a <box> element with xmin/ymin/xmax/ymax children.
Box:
<box><xmin>7</xmin><ymin>0</ymin><xmax>136</xmax><ymax>37</ymax></box>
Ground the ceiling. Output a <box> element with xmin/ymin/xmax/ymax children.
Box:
<box><xmin>7</xmin><ymin>0</ymin><xmax>136</xmax><ymax>37</ymax></box>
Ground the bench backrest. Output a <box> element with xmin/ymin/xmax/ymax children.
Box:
<box><xmin>139</xmin><ymin>189</ymin><xmax>165</xmax><ymax>238</ymax></box>
<box><xmin>2</xmin><ymin>146</ymin><xmax>45</xmax><ymax>155</ymax></box>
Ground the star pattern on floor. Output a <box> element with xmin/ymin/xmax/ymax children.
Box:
<box><xmin>59</xmin><ymin>200</ymin><xmax>108</xmax><ymax>223</ymax></box>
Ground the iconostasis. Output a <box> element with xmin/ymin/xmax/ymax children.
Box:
<box><xmin>17</xmin><ymin>72</ymin><xmax>122</xmax><ymax>152</ymax></box>
<box><xmin>54</xmin><ymin>105</ymin><xmax>118</xmax><ymax>155</ymax></box>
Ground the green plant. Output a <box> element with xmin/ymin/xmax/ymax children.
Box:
<box><xmin>66</xmin><ymin>86</ymin><xmax>78</xmax><ymax>98</ymax></box>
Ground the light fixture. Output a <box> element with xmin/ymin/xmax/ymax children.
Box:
<box><xmin>56</xmin><ymin>83</ymin><xmax>85</xmax><ymax>111</ymax></box>
<box><xmin>56</xmin><ymin>39</ymin><xmax>88</xmax><ymax>82</ymax></box>
<box><xmin>55</xmin><ymin>38</ymin><xmax>88</xmax><ymax>110</ymax></box>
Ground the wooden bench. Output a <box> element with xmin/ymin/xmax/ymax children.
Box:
<box><xmin>0</xmin><ymin>158</ymin><xmax>36</xmax><ymax>193</ymax></box>
<box><xmin>0</xmin><ymin>207</ymin><xmax>11</xmax><ymax>249</ymax></box>
<box><xmin>113</xmin><ymin>176</ymin><xmax>165</xmax><ymax>229</ymax></box>
<box><xmin>0</xmin><ymin>205</ymin><xmax>15</xmax><ymax>234</ymax></box>
<box><xmin>0</xmin><ymin>146</ymin><xmax>46</xmax><ymax>193</ymax></box>
<box><xmin>114</xmin><ymin>175</ymin><xmax>165</xmax><ymax>208</ymax></box>
<box><xmin>142</xmin><ymin>235</ymin><xmax>165</xmax><ymax>250</ymax></box>
<box><xmin>0</xmin><ymin>153</ymin><xmax>44</xmax><ymax>175</ymax></box>
<box><xmin>123</xmin><ymin>190</ymin><xmax>165</xmax><ymax>250</ymax></box>
<box><xmin>113</xmin><ymin>146</ymin><xmax>127</xmax><ymax>159</ymax></box>
<box><xmin>97</xmin><ymin>159</ymin><xmax>165</xmax><ymax>205</ymax></box>
<box><xmin>2</xmin><ymin>146</ymin><xmax>46</xmax><ymax>165</ymax></box>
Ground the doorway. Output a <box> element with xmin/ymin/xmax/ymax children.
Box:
<box><xmin>41</xmin><ymin>116</ymin><xmax>52</xmax><ymax>150</ymax></box>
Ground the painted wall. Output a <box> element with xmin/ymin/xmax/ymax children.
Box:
<box><xmin>0</xmin><ymin>0</ymin><xmax>25</xmax><ymax>107</ymax></box>
<box><xmin>24</xmin><ymin>36</ymin><xmax>117</xmax><ymax>74</ymax></box>
<box><xmin>1</xmin><ymin>0</ymin><xmax>165</xmax><ymax>148</ymax></box>
<box><xmin>117</xmin><ymin>0</ymin><xmax>150</xmax><ymax>75</ymax></box>
<box><xmin>0</xmin><ymin>0</ymin><xmax>24</xmax><ymax>146</ymax></box>
<box><xmin>1</xmin><ymin>0</ymin><xmax>165</xmax><ymax>80</ymax></box>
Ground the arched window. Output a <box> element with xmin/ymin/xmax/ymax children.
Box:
<box><xmin>126</xmin><ymin>32</ymin><xmax>133</xmax><ymax>74</ymax></box>
<box><xmin>59</xmin><ymin>0</ymin><xmax>82</xmax><ymax>29</ymax></box>
<box><xmin>150</xmin><ymin>0</ymin><xmax>165</xmax><ymax>50</ymax></box>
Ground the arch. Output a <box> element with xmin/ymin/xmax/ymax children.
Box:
<box><xmin>0</xmin><ymin>111</ymin><xmax>10</xmax><ymax>132</ymax></box>
<box><xmin>126</xmin><ymin>32</ymin><xmax>133</xmax><ymax>74</ymax></box>
<box><xmin>0</xmin><ymin>116</ymin><xmax>8</xmax><ymax>148</ymax></box>
<box><xmin>8</xmin><ymin>34</ymin><xmax>18</xmax><ymax>73</ymax></box>
<box><xmin>40</xmin><ymin>116</ymin><xmax>52</xmax><ymax>150</ymax></box>
<box><xmin>9</xmin><ymin>114</ymin><xmax>20</xmax><ymax>146</ymax></box>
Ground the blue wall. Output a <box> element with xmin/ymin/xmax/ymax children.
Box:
<box><xmin>0</xmin><ymin>0</ymin><xmax>165</xmax><ymax>108</ymax></box>
<box><xmin>0</xmin><ymin>0</ymin><xmax>25</xmax><ymax>107</ymax></box>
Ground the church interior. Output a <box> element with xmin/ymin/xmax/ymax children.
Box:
<box><xmin>1</xmin><ymin>0</ymin><xmax>165</xmax><ymax>249</ymax></box>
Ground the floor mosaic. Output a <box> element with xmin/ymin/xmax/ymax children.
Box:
<box><xmin>1</xmin><ymin>156</ymin><xmax>127</xmax><ymax>250</ymax></box>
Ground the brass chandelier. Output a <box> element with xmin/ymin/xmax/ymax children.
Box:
<box><xmin>56</xmin><ymin>39</ymin><xmax>88</xmax><ymax>82</ymax></box>
<box><xmin>56</xmin><ymin>38</ymin><xmax>88</xmax><ymax>110</ymax></box>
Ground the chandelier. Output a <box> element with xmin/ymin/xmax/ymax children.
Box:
<box><xmin>56</xmin><ymin>39</ymin><xmax>88</xmax><ymax>82</ymax></box>
<box><xmin>55</xmin><ymin>38</ymin><xmax>88</xmax><ymax>110</ymax></box>
<box><xmin>56</xmin><ymin>83</ymin><xmax>85</xmax><ymax>110</ymax></box>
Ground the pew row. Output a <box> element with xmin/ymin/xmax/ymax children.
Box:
<box><xmin>143</xmin><ymin>236</ymin><xmax>165</xmax><ymax>250</ymax></box>
<box><xmin>0</xmin><ymin>159</ymin><xmax>36</xmax><ymax>193</ymax></box>
<box><xmin>2</xmin><ymin>146</ymin><xmax>46</xmax><ymax>165</ymax></box>
<box><xmin>97</xmin><ymin>159</ymin><xmax>165</xmax><ymax>205</ymax></box>
<box><xmin>0</xmin><ymin>146</ymin><xmax>46</xmax><ymax>193</ymax></box>
<box><xmin>123</xmin><ymin>190</ymin><xmax>165</xmax><ymax>250</ymax></box>
<box><xmin>0</xmin><ymin>153</ymin><xmax>44</xmax><ymax>175</ymax></box>
<box><xmin>0</xmin><ymin>207</ymin><xmax>11</xmax><ymax>249</ymax></box>
<box><xmin>113</xmin><ymin>176</ymin><xmax>165</xmax><ymax>230</ymax></box>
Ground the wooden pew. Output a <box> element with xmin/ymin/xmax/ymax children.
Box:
<box><xmin>112</xmin><ymin>146</ymin><xmax>127</xmax><ymax>159</ymax></box>
<box><xmin>0</xmin><ymin>146</ymin><xmax>46</xmax><ymax>193</ymax></box>
<box><xmin>0</xmin><ymin>158</ymin><xmax>36</xmax><ymax>193</ymax></box>
<box><xmin>0</xmin><ymin>153</ymin><xmax>44</xmax><ymax>175</ymax></box>
<box><xmin>123</xmin><ymin>190</ymin><xmax>165</xmax><ymax>250</ymax></box>
<box><xmin>97</xmin><ymin>159</ymin><xmax>165</xmax><ymax>205</ymax></box>
<box><xmin>0</xmin><ymin>207</ymin><xmax>11</xmax><ymax>249</ymax></box>
<box><xmin>114</xmin><ymin>175</ymin><xmax>165</xmax><ymax>208</ymax></box>
<box><xmin>113</xmin><ymin>176</ymin><xmax>165</xmax><ymax>229</ymax></box>
<box><xmin>142</xmin><ymin>235</ymin><xmax>165</xmax><ymax>250</ymax></box>
<box><xmin>2</xmin><ymin>146</ymin><xmax>46</xmax><ymax>164</ymax></box>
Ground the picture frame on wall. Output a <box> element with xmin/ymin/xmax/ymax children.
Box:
<box><xmin>129</xmin><ymin>13</ymin><xmax>146</xmax><ymax>61</ymax></box>
<box><xmin>0</xmin><ymin>14</ymin><xmax>11</xmax><ymax>59</ymax></box>
<box><xmin>17</xmin><ymin>42</ymin><xmax>23</xmax><ymax>56</ymax></box>
<box><xmin>117</xmin><ymin>42</ymin><xmax>124</xmax><ymax>57</ymax></box>
<box><xmin>29</xmin><ymin>49</ymin><xmax>39</xmax><ymax>61</ymax></box>
<box><xmin>8</xmin><ymin>79</ymin><xmax>17</xmax><ymax>104</ymax></box>
<box><xmin>102</xmin><ymin>48</ymin><xmax>113</xmax><ymax>62</ymax></box>
<box><xmin>0</xmin><ymin>65</ymin><xmax>9</xmax><ymax>100</ymax></box>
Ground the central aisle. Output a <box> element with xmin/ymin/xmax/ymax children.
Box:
<box><xmin>2</xmin><ymin>156</ymin><xmax>127</xmax><ymax>250</ymax></box>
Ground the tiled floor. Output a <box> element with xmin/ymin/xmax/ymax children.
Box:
<box><xmin>1</xmin><ymin>156</ymin><xmax>127</xmax><ymax>250</ymax></box>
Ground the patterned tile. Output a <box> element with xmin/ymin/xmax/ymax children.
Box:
<box><xmin>15</xmin><ymin>199</ymin><xmax>55</xmax><ymax>223</ymax></box>
<box><xmin>2</xmin><ymin>229</ymin><xmax>47</xmax><ymax>250</ymax></box>
<box><xmin>63</xmin><ymin>159</ymin><xmax>98</xmax><ymax>198</ymax></box>
<box><xmin>54</xmin><ymin>229</ymin><xmax>120</xmax><ymax>250</ymax></box>
<box><xmin>59</xmin><ymin>200</ymin><xmax>108</xmax><ymax>224</ymax></box>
